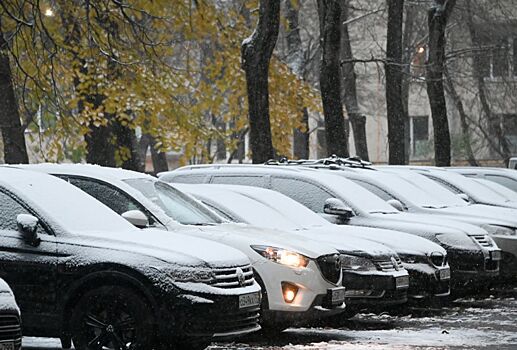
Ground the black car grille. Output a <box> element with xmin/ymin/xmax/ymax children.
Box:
<box><xmin>471</xmin><ymin>235</ymin><xmax>493</xmax><ymax>247</ymax></box>
<box><xmin>375</xmin><ymin>257</ymin><xmax>404</xmax><ymax>272</ymax></box>
<box><xmin>317</xmin><ymin>254</ymin><xmax>341</xmax><ymax>284</ymax></box>
<box><xmin>0</xmin><ymin>314</ymin><xmax>21</xmax><ymax>347</ymax></box>
<box><xmin>210</xmin><ymin>265</ymin><xmax>255</xmax><ymax>289</ymax></box>
<box><xmin>186</xmin><ymin>307</ymin><xmax>260</xmax><ymax>336</ymax></box>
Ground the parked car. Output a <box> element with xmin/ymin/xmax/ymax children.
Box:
<box><xmin>175</xmin><ymin>183</ymin><xmax>416</xmax><ymax>311</ymax></box>
<box><xmin>449</xmin><ymin>167</ymin><xmax>517</xmax><ymax>194</ymax></box>
<box><xmin>469</xmin><ymin>178</ymin><xmax>517</xmax><ymax>202</ymax></box>
<box><xmin>175</xmin><ymin>183</ymin><xmax>453</xmax><ymax>306</ymax></box>
<box><xmin>20</xmin><ymin>164</ymin><xmax>347</xmax><ymax>330</ymax></box>
<box><xmin>159</xmin><ymin>164</ymin><xmax>499</xmax><ymax>292</ymax></box>
<box><xmin>0</xmin><ymin>167</ymin><xmax>262</xmax><ymax>350</ymax></box>
<box><xmin>509</xmin><ymin>158</ymin><xmax>517</xmax><ymax>169</ymax></box>
<box><xmin>0</xmin><ymin>278</ymin><xmax>22</xmax><ymax>350</ymax></box>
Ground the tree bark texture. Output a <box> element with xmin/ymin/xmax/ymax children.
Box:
<box><xmin>426</xmin><ymin>0</ymin><xmax>456</xmax><ymax>166</ymax></box>
<box><xmin>241</xmin><ymin>0</ymin><xmax>280</xmax><ymax>163</ymax></box>
<box><xmin>341</xmin><ymin>0</ymin><xmax>369</xmax><ymax>160</ymax></box>
<box><xmin>318</xmin><ymin>0</ymin><xmax>349</xmax><ymax>158</ymax></box>
<box><xmin>285</xmin><ymin>0</ymin><xmax>310</xmax><ymax>159</ymax></box>
<box><xmin>386</xmin><ymin>0</ymin><xmax>407</xmax><ymax>165</ymax></box>
<box><xmin>0</xmin><ymin>25</ymin><xmax>29</xmax><ymax>164</ymax></box>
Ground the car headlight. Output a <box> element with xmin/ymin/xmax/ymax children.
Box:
<box><xmin>481</xmin><ymin>225</ymin><xmax>517</xmax><ymax>236</ymax></box>
<box><xmin>399</xmin><ymin>254</ymin><xmax>428</xmax><ymax>264</ymax></box>
<box><xmin>251</xmin><ymin>245</ymin><xmax>309</xmax><ymax>268</ymax></box>
<box><xmin>340</xmin><ymin>254</ymin><xmax>377</xmax><ymax>271</ymax></box>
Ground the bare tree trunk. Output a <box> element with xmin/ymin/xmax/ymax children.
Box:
<box><xmin>318</xmin><ymin>0</ymin><xmax>349</xmax><ymax>157</ymax></box>
<box><xmin>241</xmin><ymin>0</ymin><xmax>280</xmax><ymax>163</ymax></box>
<box><xmin>444</xmin><ymin>67</ymin><xmax>478</xmax><ymax>166</ymax></box>
<box><xmin>401</xmin><ymin>4</ymin><xmax>416</xmax><ymax>163</ymax></box>
<box><xmin>465</xmin><ymin>1</ymin><xmax>510</xmax><ymax>161</ymax></box>
<box><xmin>0</xmin><ymin>24</ymin><xmax>29</xmax><ymax>164</ymax></box>
<box><xmin>426</xmin><ymin>0</ymin><xmax>456</xmax><ymax>166</ymax></box>
<box><xmin>386</xmin><ymin>0</ymin><xmax>406</xmax><ymax>164</ymax></box>
<box><xmin>285</xmin><ymin>0</ymin><xmax>310</xmax><ymax>159</ymax></box>
<box><xmin>341</xmin><ymin>0</ymin><xmax>368</xmax><ymax>160</ymax></box>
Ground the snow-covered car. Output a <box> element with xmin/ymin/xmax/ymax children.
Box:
<box><xmin>159</xmin><ymin>164</ymin><xmax>500</xmax><ymax>291</ymax></box>
<box><xmin>175</xmin><ymin>183</ymin><xmax>454</xmax><ymax>306</ymax></box>
<box><xmin>0</xmin><ymin>278</ymin><xmax>22</xmax><ymax>350</ymax></box>
<box><xmin>470</xmin><ymin>178</ymin><xmax>517</xmax><ymax>202</ymax></box>
<box><xmin>21</xmin><ymin>164</ymin><xmax>347</xmax><ymax>329</ymax></box>
<box><xmin>409</xmin><ymin>166</ymin><xmax>517</xmax><ymax>210</ymax></box>
<box><xmin>449</xmin><ymin>167</ymin><xmax>517</xmax><ymax>194</ymax></box>
<box><xmin>0</xmin><ymin>167</ymin><xmax>262</xmax><ymax>350</ymax></box>
<box><xmin>371</xmin><ymin>166</ymin><xmax>517</xmax><ymax>280</ymax></box>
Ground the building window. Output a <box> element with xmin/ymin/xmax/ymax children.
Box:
<box><xmin>410</xmin><ymin>116</ymin><xmax>430</xmax><ymax>157</ymax></box>
<box><xmin>502</xmin><ymin>114</ymin><xmax>517</xmax><ymax>152</ymax></box>
<box><xmin>476</xmin><ymin>31</ymin><xmax>516</xmax><ymax>79</ymax></box>
<box><xmin>316</xmin><ymin>119</ymin><xmax>327</xmax><ymax>158</ymax></box>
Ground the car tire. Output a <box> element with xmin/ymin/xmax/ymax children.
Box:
<box><xmin>70</xmin><ymin>285</ymin><xmax>155</xmax><ymax>350</ymax></box>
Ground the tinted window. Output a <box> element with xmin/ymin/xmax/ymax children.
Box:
<box><xmin>270</xmin><ymin>177</ymin><xmax>332</xmax><ymax>213</ymax></box>
<box><xmin>486</xmin><ymin>175</ymin><xmax>517</xmax><ymax>193</ymax></box>
<box><xmin>211</xmin><ymin>176</ymin><xmax>264</xmax><ymax>187</ymax></box>
<box><xmin>68</xmin><ymin>177</ymin><xmax>142</xmax><ymax>215</ymax></box>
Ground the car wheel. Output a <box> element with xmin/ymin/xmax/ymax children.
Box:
<box><xmin>71</xmin><ymin>285</ymin><xmax>155</xmax><ymax>350</ymax></box>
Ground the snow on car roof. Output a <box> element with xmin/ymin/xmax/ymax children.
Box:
<box><xmin>0</xmin><ymin>167</ymin><xmax>137</xmax><ymax>233</ymax></box>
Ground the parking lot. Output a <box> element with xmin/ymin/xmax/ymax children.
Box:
<box><xmin>22</xmin><ymin>288</ymin><xmax>517</xmax><ymax>350</ymax></box>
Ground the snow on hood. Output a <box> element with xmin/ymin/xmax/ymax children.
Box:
<box><xmin>324</xmin><ymin>225</ymin><xmax>447</xmax><ymax>256</ymax></box>
<box><xmin>383</xmin><ymin>213</ymin><xmax>490</xmax><ymax>236</ymax></box>
<box><xmin>189</xmin><ymin>223</ymin><xmax>339</xmax><ymax>259</ymax></box>
<box><xmin>72</xmin><ymin>228</ymin><xmax>250</xmax><ymax>268</ymax></box>
<box><xmin>437</xmin><ymin>204</ymin><xmax>517</xmax><ymax>228</ymax></box>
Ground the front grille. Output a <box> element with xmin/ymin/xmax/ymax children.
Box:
<box><xmin>0</xmin><ymin>314</ymin><xmax>21</xmax><ymax>347</ymax></box>
<box><xmin>186</xmin><ymin>307</ymin><xmax>260</xmax><ymax>336</ymax></box>
<box><xmin>210</xmin><ymin>265</ymin><xmax>255</xmax><ymax>289</ymax></box>
<box><xmin>317</xmin><ymin>254</ymin><xmax>341</xmax><ymax>284</ymax></box>
<box><xmin>376</xmin><ymin>257</ymin><xmax>404</xmax><ymax>272</ymax></box>
<box><xmin>472</xmin><ymin>235</ymin><xmax>493</xmax><ymax>247</ymax></box>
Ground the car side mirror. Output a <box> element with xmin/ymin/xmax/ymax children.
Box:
<box><xmin>387</xmin><ymin>199</ymin><xmax>405</xmax><ymax>212</ymax></box>
<box><xmin>457</xmin><ymin>193</ymin><xmax>470</xmax><ymax>202</ymax></box>
<box><xmin>323</xmin><ymin>198</ymin><xmax>354</xmax><ymax>218</ymax></box>
<box><xmin>122</xmin><ymin>210</ymin><xmax>149</xmax><ymax>228</ymax></box>
<box><xmin>17</xmin><ymin>214</ymin><xmax>41</xmax><ymax>247</ymax></box>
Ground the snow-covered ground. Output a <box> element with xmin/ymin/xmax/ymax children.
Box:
<box><xmin>22</xmin><ymin>288</ymin><xmax>517</xmax><ymax>349</ymax></box>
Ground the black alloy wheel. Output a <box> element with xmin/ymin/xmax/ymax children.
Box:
<box><xmin>71</xmin><ymin>286</ymin><xmax>155</xmax><ymax>350</ymax></box>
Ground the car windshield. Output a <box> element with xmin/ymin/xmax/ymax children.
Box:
<box><xmin>124</xmin><ymin>179</ymin><xmax>222</xmax><ymax>225</ymax></box>
<box><xmin>374</xmin><ymin>171</ymin><xmax>468</xmax><ymax>208</ymax></box>
<box><xmin>472</xmin><ymin>178</ymin><xmax>517</xmax><ymax>201</ymax></box>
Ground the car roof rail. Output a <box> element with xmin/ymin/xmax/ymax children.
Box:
<box><xmin>264</xmin><ymin>155</ymin><xmax>373</xmax><ymax>168</ymax></box>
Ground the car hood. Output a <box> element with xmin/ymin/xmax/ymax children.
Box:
<box><xmin>171</xmin><ymin>223</ymin><xmax>339</xmax><ymax>259</ymax></box>
<box><xmin>435</xmin><ymin>205</ymin><xmax>517</xmax><ymax>228</ymax></box>
<box><xmin>322</xmin><ymin>224</ymin><xmax>446</xmax><ymax>256</ymax></box>
<box><xmin>73</xmin><ymin>228</ymin><xmax>251</xmax><ymax>268</ymax></box>
<box><xmin>387</xmin><ymin>213</ymin><xmax>490</xmax><ymax>236</ymax></box>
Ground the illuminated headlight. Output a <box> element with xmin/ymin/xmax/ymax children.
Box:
<box><xmin>251</xmin><ymin>245</ymin><xmax>309</xmax><ymax>268</ymax></box>
<box><xmin>341</xmin><ymin>254</ymin><xmax>377</xmax><ymax>271</ymax></box>
<box><xmin>482</xmin><ymin>225</ymin><xmax>517</xmax><ymax>236</ymax></box>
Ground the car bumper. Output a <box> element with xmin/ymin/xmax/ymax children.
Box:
<box><xmin>342</xmin><ymin>270</ymin><xmax>409</xmax><ymax>307</ymax></box>
<box><xmin>448</xmin><ymin>248</ymin><xmax>500</xmax><ymax>288</ymax></box>
<box><xmin>157</xmin><ymin>282</ymin><xmax>262</xmax><ymax>341</ymax></box>
<box><xmin>403</xmin><ymin>263</ymin><xmax>450</xmax><ymax>301</ymax></box>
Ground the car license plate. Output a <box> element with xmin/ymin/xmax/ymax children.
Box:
<box><xmin>330</xmin><ymin>287</ymin><xmax>346</xmax><ymax>305</ymax></box>
<box><xmin>395</xmin><ymin>275</ymin><xmax>410</xmax><ymax>289</ymax></box>
<box><xmin>0</xmin><ymin>343</ymin><xmax>14</xmax><ymax>350</ymax></box>
<box><xmin>239</xmin><ymin>292</ymin><xmax>260</xmax><ymax>309</ymax></box>
<box><xmin>439</xmin><ymin>267</ymin><xmax>451</xmax><ymax>280</ymax></box>
<box><xmin>491</xmin><ymin>250</ymin><xmax>502</xmax><ymax>261</ymax></box>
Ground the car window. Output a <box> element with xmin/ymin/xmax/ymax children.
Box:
<box><xmin>486</xmin><ymin>175</ymin><xmax>517</xmax><ymax>193</ymax></box>
<box><xmin>270</xmin><ymin>177</ymin><xmax>333</xmax><ymax>213</ymax></box>
<box><xmin>0</xmin><ymin>191</ymin><xmax>50</xmax><ymax>235</ymax></box>
<box><xmin>68</xmin><ymin>177</ymin><xmax>144</xmax><ymax>215</ymax></box>
<box><xmin>211</xmin><ymin>175</ymin><xmax>265</xmax><ymax>187</ymax></box>
<box><xmin>352</xmin><ymin>179</ymin><xmax>397</xmax><ymax>202</ymax></box>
